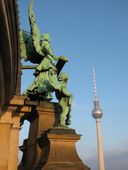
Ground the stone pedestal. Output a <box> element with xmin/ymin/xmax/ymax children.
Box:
<box><xmin>18</xmin><ymin>101</ymin><xmax>60</xmax><ymax>170</ymax></box>
<box><xmin>19</xmin><ymin>101</ymin><xmax>90</xmax><ymax>170</ymax></box>
<box><xmin>36</xmin><ymin>128</ymin><xmax>90</xmax><ymax>170</ymax></box>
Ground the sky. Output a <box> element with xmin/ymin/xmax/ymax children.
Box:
<box><xmin>18</xmin><ymin>0</ymin><xmax>128</xmax><ymax>169</ymax></box>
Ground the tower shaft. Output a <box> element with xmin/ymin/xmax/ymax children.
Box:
<box><xmin>96</xmin><ymin>119</ymin><xmax>105</xmax><ymax>170</ymax></box>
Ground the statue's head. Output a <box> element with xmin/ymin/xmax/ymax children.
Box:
<box><xmin>58</xmin><ymin>72</ymin><xmax>69</xmax><ymax>83</ymax></box>
<box><xmin>41</xmin><ymin>33</ymin><xmax>50</xmax><ymax>42</ymax></box>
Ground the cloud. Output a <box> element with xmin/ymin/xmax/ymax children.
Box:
<box><xmin>105</xmin><ymin>149</ymin><xmax>128</xmax><ymax>170</ymax></box>
<box><xmin>84</xmin><ymin>148</ymin><xmax>128</xmax><ymax>170</ymax></box>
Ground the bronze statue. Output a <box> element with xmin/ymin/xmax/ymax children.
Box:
<box><xmin>20</xmin><ymin>0</ymin><xmax>73</xmax><ymax>127</ymax></box>
<box><xmin>21</xmin><ymin>0</ymin><xmax>68</xmax><ymax>100</ymax></box>
<box><xmin>49</xmin><ymin>71</ymin><xmax>73</xmax><ymax>127</ymax></box>
<box><xmin>56</xmin><ymin>73</ymin><xmax>73</xmax><ymax>127</ymax></box>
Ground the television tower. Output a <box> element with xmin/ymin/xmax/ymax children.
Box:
<box><xmin>92</xmin><ymin>67</ymin><xmax>105</xmax><ymax>170</ymax></box>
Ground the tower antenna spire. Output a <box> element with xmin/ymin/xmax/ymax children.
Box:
<box><xmin>91</xmin><ymin>67</ymin><xmax>105</xmax><ymax>170</ymax></box>
<box><xmin>92</xmin><ymin>67</ymin><xmax>98</xmax><ymax>101</ymax></box>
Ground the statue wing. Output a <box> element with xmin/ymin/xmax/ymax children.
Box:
<box><xmin>20</xmin><ymin>30</ymin><xmax>34</xmax><ymax>61</ymax></box>
<box><xmin>29</xmin><ymin>0</ymin><xmax>44</xmax><ymax>56</ymax></box>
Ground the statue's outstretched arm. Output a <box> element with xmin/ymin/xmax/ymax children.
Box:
<box><xmin>62</xmin><ymin>87</ymin><xmax>71</xmax><ymax>97</ymax></box>
<box><xmin>48</xmin><ymin>69</ymin><xmax>61</xmax><ymax>91</ymax></box>
<box><xmin>29</xmin><ymin>0</ymin><xmax>43</xmax><ymax>56</ymax></box>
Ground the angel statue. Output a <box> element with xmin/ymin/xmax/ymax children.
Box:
<box><xmin>20</xmin><ymin>0</ymin><xmax>68</xmax><ymax>100</ymax></box>
<box><xmin>48</xmin><ymin>71</ymin><xmax>73</xmax><ymax>127</ymax></box>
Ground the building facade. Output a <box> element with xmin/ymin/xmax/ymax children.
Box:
<box><xmin>0</xmin><ymin>0</ymin><xmax>21</xmax><ymax>113</ymax></box>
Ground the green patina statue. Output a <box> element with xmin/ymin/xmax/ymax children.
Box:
<box><xmin>20</xmin><ymin>0</ymin><xmax>73</xmax><ymax>127</ymax></box>
<box><xmin>48</xmin><ymin>71</ymin><xmax>73</xmax><ymax>127</ymax></box>
<box><xmin>21</xmin><ymin>0</ymin><xmax>68</xmax><ymax>100</ymax></box>
<box><xmin>49</xmin><ymin>72</ymin><xmax>73</xmax><ymax>127</ymax></box>
<box><xmin>56</xmin><ymin>73</ymin><xmax>73</xmax><ymax>127</ymax></box>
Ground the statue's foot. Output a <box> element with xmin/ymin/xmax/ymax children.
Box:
<box><xmin>65</xmin><ymin>119</ymin><xmax>71</xmax><ymax>126</ymax></box>
<box><xmin>57</xmin><ymin>123</ymin><xmax>68</xmax><ymax>129</ymax></box>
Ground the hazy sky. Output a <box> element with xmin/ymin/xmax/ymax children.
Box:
<box><xmin>19</xmin><ymin>0</ymin><xmax>128</xmax><ymax>169</ymax></box>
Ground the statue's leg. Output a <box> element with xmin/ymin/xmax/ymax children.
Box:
<box><xmin>28</xmin><ymin>75</ymin><xmax>40</xmax><ymax>91</ymax></box>
<box><xmin>60</xmin><ymin>107</ymin><xmax>69</xmax><ymax>127</ymax></box>
<box><xmin>23</xmin><ymin>80</ymin><xmax>36</xmax><ymax>95</ymax></box>
<box><xmin>28</xmin><ymin>81</ymin><xmax>36</xmax><ymax>91</ymax></box>
<box><xmin>65</xmin><ymin>112</ymin><xmax>71</xmax><ymax>125</ymax></box>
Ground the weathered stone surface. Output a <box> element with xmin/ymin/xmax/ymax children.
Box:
<box><xmin>0</xmin><ymin>95</ymin><xmax>28</xmax><ymax>170</ymax></box>
<box><xmin>19</xmin><ymin>101</ymin><xmax>59</xmax><ymax>170</ymax></box>
<box><xmin>36</xmin><ymin>128</ymin><xmax>90</xmax><ymax>170</ymax></box>
<box><xmin>19</xmin><ymin>102</ymin><xmax>90</xmax><ymax>170</ymax></box>
<box><xmin>0</xmin><ymin>106</ymin><xmax>20</xmax><ymax>170</ymax></box>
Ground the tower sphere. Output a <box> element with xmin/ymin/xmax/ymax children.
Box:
<box><xmin>92</xmin><ymin>100</ymin><xmax>103</xmax><ymax>119</ymax></box>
